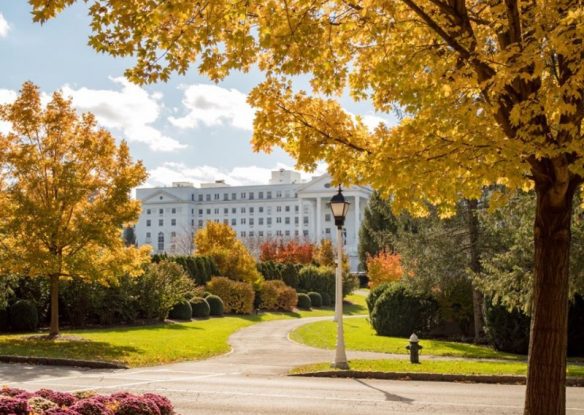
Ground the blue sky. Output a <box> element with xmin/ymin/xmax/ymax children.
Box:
<box><xmin>0</xmin><ymin>3</ymin><xmax>394</xmax><ymax>187</ymax></box>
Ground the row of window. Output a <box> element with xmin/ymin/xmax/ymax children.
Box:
<box><xmin>193</xmin><ymin>190</ymin><xmax>295</xmax><ymax>202</ymax></box>
<box><xmin>146</xmin><ymin>219</ymin><xmax>178</xmax><ymax>227</ymax></box>
<box><xmin>145</xmin><ymin>216</ymin><xmax>316</xmax><ymax>228</ymax></box>
<box><xmin>196</xmin><ymin>216</ymin><xmax>309</xmax><ymax>227</ymax></box>
<box><xmin>198</xmin><ymin>205</ymin><xmax>302</xmax><ymax>215</ymax></box>
<box><xmin>147</xmin><ymin>229</ymin><xmax>310</xmax><ymax>245</ymax></box>
<box><xmin>146</xmin><ymin>208</ymin><xmax>180</xmax><ymax>215</ymax></box>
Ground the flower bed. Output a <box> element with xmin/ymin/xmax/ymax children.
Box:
<box><xmin>0</xmin><ymin>387</ymin><xmax>176</xmax><ymax>415</ymax></box>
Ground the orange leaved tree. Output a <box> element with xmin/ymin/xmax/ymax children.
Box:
<box><xmin>0</xmin><ymin>82</ymin><xmax>150</xmax><ymax>336</ymax></box>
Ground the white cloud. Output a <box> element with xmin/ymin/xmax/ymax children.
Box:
<box><xmin>0</xmin><ymin>89</ymin><xmax>17</xmax><ymax>134</ymax></box>
<box><xmin>169</xmin><ymin>84</ymin><xmax>255</xmax><ymax>131</ymax></box>
<box><xmin>362</xmin><ymin>114</ymin><xmax>391</xmax><ymax>131</ymax></box>
<box><xmin>62</xmin><ymin>77</ymin><xmax>186</xmax><ymax>152</ymax></box>
<box><xmin>0</xmin><ymin>13</ymin><xmax>10</xmax><ymax>38</ymax></box>
<box><xmin>146</xmin><ymin>162</ymin><xmax>326</xmax><ymax>188</ymax></box>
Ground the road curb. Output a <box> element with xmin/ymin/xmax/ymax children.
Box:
<box><xmin>0</xmin><ymin>355</ymin><xmax>128</xmax><ymax>369</ymax></box>
<box><xmin>291</xmin><ymin>370</ymin><xmax>584</xmax><ymax>387</ymax></box>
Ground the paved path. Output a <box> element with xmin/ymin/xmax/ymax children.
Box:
<box><xmin>1</xmin><ymin>315</ymin><xmax>584</xmax><ymax>414</ymax></box>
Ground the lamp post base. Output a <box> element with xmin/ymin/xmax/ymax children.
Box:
<box><xmin>331</xmin><ymin>361</ymin><xmax>349</xmax><ymax>370</ymax></box>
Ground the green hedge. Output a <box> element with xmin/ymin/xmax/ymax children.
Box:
<box><xmin>9</xmin><ymin>299</ymin><xmax>39</xmax><ymax>332</ymax></box>
<box><xmin>297</xmin><ymin>293</ymin><xmax>312</xmax><ymax>310</ymax></box>
<box><xmin>168</xmin><ymin>300</ymin><xmax>192</xmax><ymax>321</ymax></box>
<box><xmin>369</xmin><ymin>283</ymin><xmax>438</xmax><ymax>337</ymax></box>
<box><xmin>190</xmin><ymin>297</ymin><xmax>211</xmax><ymax>318</ymax></box>
<box><xmin>307</xmin><ymin>292</ymin><xmax>322</xmax><ymax>308</ymax></box>
<box><xmin>206</xmin><ymin>295</ymin><xmax>224</xmax><ymax>316</ymax></box>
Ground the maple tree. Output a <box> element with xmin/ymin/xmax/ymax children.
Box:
<box><xmin>0</xmin><ymin>82</ymin><xmax>149</xmax><ymax>336</ymax></box>
<box><xmin>259</xmin><ymin>239</ymin><xmax>314</xmax><ymax>264</ymax></box>
<box><xmin>366</xmin><ymin>252</ymin><xmax>404</xmax><ymax>289</ymax></box>
<box><xmin>29</xmin><ymin>1</ymin><xmax>584</xmax><ymax>412</ymax></box>
<box><xmin>194</xmin><ymin>222</ymin><xmax>261</xmax><ymax>284</ymax></box>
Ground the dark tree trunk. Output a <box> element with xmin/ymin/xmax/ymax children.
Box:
<box><xmin>465</xmin><ymin>198</ymin><xmax>484</xmax><ymax>343</ymax></box>
<box><xmin>49</xmin><ymin>274</ymin><xmax>60</xmax><ymax>337</ymax></box>
<box><xmin>524</xmin><ymin>178</ymin><xmax>576</xmax><ymax>415</ymax></box>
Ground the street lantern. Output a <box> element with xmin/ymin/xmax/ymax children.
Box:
<box><xmin>330</xmin><ymin>187</ymin><xmax>350</xmax><ymax>228</ymax></box>
<box><xmin>329</xmin><ymin>186</ymin><xmax>350</xmax><ymax>370</ymax></box>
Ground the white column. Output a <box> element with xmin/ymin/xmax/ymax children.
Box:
<box><xmin>316</xmin><ymin>196</ymin><xmax>322</xmax><ymax>243</ymax></box>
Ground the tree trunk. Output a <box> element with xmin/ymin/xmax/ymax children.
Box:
<box><xmin>49</xmin><ymin>274</ymin><xmax>60</xmax><ymax>337</ymax></box>
<box><xmin>465</xmin><ymin>198</ymin><xmax>485</xmax><ymax>343</ymax></box>
<box><xmin>524</xmin><ymin>180</ymin><xmax>575</xmax><ymax>415</ymax></box>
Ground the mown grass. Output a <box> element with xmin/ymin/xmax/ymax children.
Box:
<box><xmin>290</xmin><ymin>317</ymin><xmax>520</xmax><ymax>360</ymax></box>
<box><xmin>290</xmin><ymin>359</ymin><xmax>584</xmax><ymax>377</ymax></box>
<box><xmin>0</xmin><ymin>293</ymin><xmax>367</xmax><ymax>367</ymax></box>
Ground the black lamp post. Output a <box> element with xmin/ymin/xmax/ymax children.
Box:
<box><xmin>329</xmin><ymin>186</ymin><xmax>350</xmax><ymax>369</ymax></box>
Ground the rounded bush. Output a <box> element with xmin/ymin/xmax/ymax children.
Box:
<box><xmin>307</xmin><ymin>292</ymin><xmax>322</xmax><ymax>308</ymax></box>
<box><xmin>206</xmin><ymin>277</ymin><xmax>255</xmax><ymax>314</ymax></box>
<box><xmin>9</xmin><ymin>300</ymin><xmax>39</xmax><ymax>332</ymax></box>
<box><xmin>168</xmin><ymin>300</ymin><xmax>192</xmax><ymax>321</ymax></box>
<box><xmin>321</xmin><ymin>292</ymin><xmax>332</xmax><ymax>307</ymax></box>
<box><xmin>483</xmin><ymin>302</ymin><xmax>530</xmax><ymax>354</ymax></box>
<box><xmin>206</xmin><ymin>295</ymin><xmax>224</xmax><ymax>316</ymax></box>
<box><xmin>297</xmin><ymin>293</ymin><xmax>312</xmax><ymax>310</ymax></box>
<box><xmin>370</xmin><ymin>283</ymin><xmax>438</xmax><ymax>337</ymax></box>
<box><xmin>202</xmin><ymin>291</ymin><xmax>212</xmax><ymax>298</ymax></box>
<box><xmin>366</xmin><ymin>282</ymin><xmax>392</xmax><ymax>314</ymax></box>
<box><xmin>0</xmin><ymin>308</ymin><xmax>9</xmax><ymax>332</ymax></box>
<box><xmin>190</xmin><ymin>297</ymin><xmax>210</xmax><ymax>319</ymax></box>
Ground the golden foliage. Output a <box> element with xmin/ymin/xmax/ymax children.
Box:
<box><xmin>194</xmin><ymin>221</ymin><xmax>262</xmax><ymax>284</ymax></box>
<box><xmin>0</xmin><ymin>82</ymin><xmax>150</xmax><ymax>283</ymax></box>
<box><xmin>28</xmin><ymin>0</ymin><xmax>584</xmax><ymax>213</ymax></box>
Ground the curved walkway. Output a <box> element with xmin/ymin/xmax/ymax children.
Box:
<box><xmin>164</xmin><ymin>315</ymin><xmax>467</xmax><ymax>376</ymax></box>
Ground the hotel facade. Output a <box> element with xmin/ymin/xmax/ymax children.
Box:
<box><xmin>134</xmin><ymin>170</ymin><xmax>372</xmax><ymax>271</ymax></box>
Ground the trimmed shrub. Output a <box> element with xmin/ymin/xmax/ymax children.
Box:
<box><xmin>370</xmin><ymin>283</ymin><xmax>438</xmax><ymax>337</ymax></box>
<box><xmin>321</xmin><ymin>292</ymin><xmax>332</xmax><ymax>307</ymax></box>
<box><xmin>307</xmin><ymin>292</ymin><xmax>322</xmax><ymax>308</ymax></box>
<box><xmin>0</xmin><ymin>308</ymin><xmax>9</xmax><ymax>332</ymax></box>
<box><xmin>202</xmin><ymin>291</ymin><xmax>212</xmax><ymax>298</ymax></box>
<box><xmin>280</xmin><ymin>263</ymin><xmax>300</xmax><ymax>289</ymax></box>
<box><xmin>258</xmin><ymin>280</ymin><xmax>298</xmax><ymax>311</ymax></box>
<box><xmin>366</xmin><ymin>282</ymin><xmax>392</xmax><ymax>314</ymax></box>
<box><xmin>9</xmin><ymin>299</ymin><xmax>38</xmax><ymax>332</ymax></box>
<box><xmin>206</xmin><ymin>277</ymin><xmax>255</xmax><ymax>314</ymax></box>
<box><xmin>298</xmin><ymin>266</ymin><xmax>335</xmax><ymax>301</ymax></box>
<box><xmin>206</xmin><ymin>295</ymin><xmax>224</xmax><ymax>316</ymax></box>
<box><xmin>483</xmin><ymin>301</ymin><xmax>530</xmax><ymax>354</ymax></box>
<box><xmin>190</xmin><ymin>297</ymin><xmax>210</xmax><ymax>319</ymax></box>
<box><xmin>297</xmin><ymin>293</ymin><xmax>312</xmax><ymax>310</ymax></box>
<box><xmin>168</xmin><ymin>300</ymin><xmax>192</xmax><ymax>321</ymax></box>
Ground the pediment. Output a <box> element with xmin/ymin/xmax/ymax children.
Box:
<box><xmin>141</xmin><ymin>189</ymin><xmax>183</xmax><ymax>203</ymax></box>
<box><xmin>297</xmin><ymin>174</ymin><xmax>372</xmax><ymax>196</ymax></box>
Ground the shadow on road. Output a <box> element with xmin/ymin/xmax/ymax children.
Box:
<box><xmin>354</xmin><ymin>378</ymin><xmax>414</xmax><ymax>403</ymax></box>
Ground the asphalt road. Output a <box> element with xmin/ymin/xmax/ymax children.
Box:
<box><xmin>1</xmin><ymin>316</ymin><xmax>583</xmax><ymax>414</ymax></box>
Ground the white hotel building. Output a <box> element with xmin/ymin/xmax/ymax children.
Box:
<box><xmin>134</xmin><ymin>170</ymin><xmax>372</xmax><ymax>271</ymax></box>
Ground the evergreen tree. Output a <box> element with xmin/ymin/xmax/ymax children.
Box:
<box><xmin>358</xmin><ymin>192</ymin><xmax>398</xmax><ymax>269</ymax></box>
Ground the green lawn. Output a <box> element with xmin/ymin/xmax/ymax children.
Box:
<box><xmin>291</xmin><ymin>359</ymin><xmax>584</xmax><ymax>378</ymax></box>
<box><xmin>0</xmin><ymin>293</ymin><xmax>367</xmax><ymax>367</ymax></box>
<box><xmin>290</xmin><ymin>317</ymin><xmax>520</xmax><ymax>360</ymax></box>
